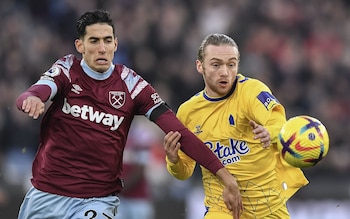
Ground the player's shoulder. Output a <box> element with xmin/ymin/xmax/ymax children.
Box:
<box><xmin>54</xmin><ymin>54</ymin><xmax>77</xmax><ymax>66</ymax></box>
<box><xmin>236</xmin><ymin>73</ymin><xmax>265</xmax><ymax>86</ymax></box>
<box><xmin>52</xmin><ymin>54</ymin><xmax>79</xmax><ymax>75</ymax></box>
<box><xmin>116</xmin><ymin>64</ymin><xmax>143</xmax><ymax>81</ymax></box>
<box><xmin>178</xmin><ymin>91</ymin><xmax>203</xmax><ymax>112</ymax></box>
<box><xmin>40</xmin><ymin>54</ymin><xmax>77</xmax><ymax>82</ymax></box>
<box><xmin>182</xmin><ymin>91</ymin><xmax>203</xmax><ymax>104</ymax></box>
<box><xmin>236</xmin><ymin>73</ymin><xmax>270</xmax><ymax>91</ymax></box>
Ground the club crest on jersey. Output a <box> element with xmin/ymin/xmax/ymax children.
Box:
<box><xmin>109</xmin><ymin>91</ymin><xmax>125</xmax><ymax>109</ymax></box>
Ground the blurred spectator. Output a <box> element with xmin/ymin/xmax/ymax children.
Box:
<box><xmin>116</xmin><ymin>117</ymin><xmax>160</xmax><ymax>219</ymax></box>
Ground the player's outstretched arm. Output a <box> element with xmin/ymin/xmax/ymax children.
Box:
<box><xmin>21</xmin><ymin>96</ymin><xmax>45</xmax><ymax>119</ymax></box>
<box><xmin>151</xmin><ymin>105</ymin><xmax>223</xmax><ymax>173</ymax></box>
<box><xmin>16</xmin><ymin>84</ymin><xmax>51</xmax><ymax>119</ymax></box>
<box><xmin>164</xmin><ymin>133</ymin><xmax>243</xmax><ymax>219</ymax></box>
<box><xmin>152</xmin><ymin>105</ymin><xmax>243</xmax><ymax>218</ymax></box>
<box><xmin>216</xmin><ymin>168</ymin><xmax>243</xmax><ymax>219</ymax></box>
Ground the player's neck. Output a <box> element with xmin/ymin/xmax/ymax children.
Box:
<box><xmin>81</xmin><ymin>59</ymin><xmax>115</xmax><ymax>80</ymax></box>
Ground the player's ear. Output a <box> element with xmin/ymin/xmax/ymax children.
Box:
<box><xmin>75</xmin><ymin>39</ymin><xmax>84</xmax><ymax>54</ymax></box>
<box><xmin>196</xmin><ymin>60</ymin><xmax>204</xmax><ymax>74</ymax></box>
<box><xmin>114</xmin><ymin>37</ymin><xmax>118</xmax><ymax>52</ymax></box>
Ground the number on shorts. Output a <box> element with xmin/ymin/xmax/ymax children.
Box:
<box><xmin>84</xmin><ymin>210</ymin><xmax>113</xmax><ymax>219</ymax></box>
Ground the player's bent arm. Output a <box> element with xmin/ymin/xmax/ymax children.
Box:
<box><xmin>263</xmin><ymin>105</ymin><xmax>286</xmax><ymax>144</ymax></box>
<box><xmin>216</xmin><ymin>168</ymin><xmax>243</xmax><ymax>218</ymax></box>
<box><xmin>150</xmin><ymin>103</ymin><xmax>224</xmax><ymax>174</ymax></box>
<box><xmin>166</xmin><ymin>149</ymin><xmax>196</xmax><ymax>180</ymax></box>
<box><xmin>151</xmin><ymin>104</ymin><xmax>242</xmax><ymax>216</ymax></box>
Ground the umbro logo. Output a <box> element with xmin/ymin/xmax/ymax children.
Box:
<box><xmin>71</xmin><ymin>84</ymin><xmax>83</xmax><ymax>94</ymax></box>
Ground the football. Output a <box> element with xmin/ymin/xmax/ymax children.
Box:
<box><xmin>277</xmin><ymin>115</ymin><xmax>329</xmax><ymax>168</ymax></box>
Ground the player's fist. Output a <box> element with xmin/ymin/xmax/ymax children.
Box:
<box><xmin>22</xmin><ymin>96</ymin><xmax>45</xmax><ymax>119</ymax></box>
<box><xmin>249</xmin><ymin>120</ymin><xmax>271</xmax><ymax>148</ymax></box>
<box><xmin>163</xmin><ymin>131</ymin><xmax>181</xmax><ymax>164</ymax></box>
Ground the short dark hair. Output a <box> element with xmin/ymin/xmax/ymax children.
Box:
<box><xmin>197</xmin><ymin>33</ymin><xmax>240</xmax><ymax>62</ymax></box>
<box><xmin>76</xmin><ymin>9</ymin><xmax>115</xmax><ymax>39</ymax></box>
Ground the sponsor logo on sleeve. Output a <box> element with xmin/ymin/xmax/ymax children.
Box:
<box><xmin>40</xmin><ymin>66</ymin><xmax>61</xmax><ymax>81</ymax></box>
<box><xmin>151</xmin><ymin>93</ymin><xmax>162</xmax><ymax>105</ymax></box>
<box><xmin>43</xmin><ymin>66</ymin><xmax>60</xmax><ymax>77</ymax></box>
<box><xmin>257</xmin><ymin>91</ymin><xmax>279</xmax><ymax>110</ymax></box>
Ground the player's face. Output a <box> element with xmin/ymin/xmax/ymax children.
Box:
<box><xmin>196</xmin><ymin>44</ymin><xmax>239</xmax><ymax>97</ymax></box>
<box><xmin>75</xmin><ymin>23</ymin><xmax>117</xmax><ymax>73</ymax></box>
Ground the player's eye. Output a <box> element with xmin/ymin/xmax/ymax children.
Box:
<box><xmin>89</xmin><ymin>39</ymin><xmax>98</xmax><ymax>44</ymax></box>
<box><xmin>228</xmin><ymin>63</ymin><xmax>236</xmax><ymax>68</ymax></box>
<box><xmin>105</xmin><ymin>38</ymin><xmax>113</xmax><ymax>43</ymax></box>
<box><xmin>211</xmin><ymin>63</ymin><xmax>220</xmax><ymax>68</ymax></box>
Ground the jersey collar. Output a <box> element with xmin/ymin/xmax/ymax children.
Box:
<box><xmin>203</xmin><ymin>76</ymin><xmax>238</xmax><ymax>102</ymax></box>
<box><xmin>80</xmin><ymin>59</ymin><xmax>115</xmax><ymax>80</ymax></box>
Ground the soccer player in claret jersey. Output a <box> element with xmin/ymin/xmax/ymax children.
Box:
<box><xmin>16</xmin><ymin>10</ymin><xmax>242</xmax><ymax>219</ymax></box>
<box><xmin>163</xmin><ymin>33</ymin><xmax>309</xmax><ymax>219</ymax></box>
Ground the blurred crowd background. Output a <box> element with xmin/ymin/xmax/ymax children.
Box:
<box><xmin>1</xmin><ymin>0</ymin><xmax>350</xmax><ymax>218</ymax></box>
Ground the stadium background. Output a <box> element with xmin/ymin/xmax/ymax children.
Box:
<box><xmin>0</xmin><ymin>0</ymin><xmax>349</xmax><ymax>218</ymax></box>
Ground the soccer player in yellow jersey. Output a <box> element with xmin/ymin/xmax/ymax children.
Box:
<box><xmin>164</xmin><ymin>33</ymin><xmax>309</xmax><ymax>219</ymax></box>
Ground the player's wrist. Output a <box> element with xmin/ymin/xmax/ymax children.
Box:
<box><xmin>165</xmin><ymin>155</ymin><xmax>179</xmax><ymax>165</ymax></box>
<box><xmin>216</xmin><ymin>168</ymin><xmax>238</xmax><ymax>188</ymax></box>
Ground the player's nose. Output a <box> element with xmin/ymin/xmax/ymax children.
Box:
<box><xmin>220</xmin><ymin>66</ymin><xmax>230</xmax><ymax>76</ymax></box>
<box><xmin>98</xmin><ymin>42</ymin><xmax>107</xmax><ymax>53</ymax></box>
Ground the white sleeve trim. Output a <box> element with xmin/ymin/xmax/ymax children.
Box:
<box><xmin>35</xmin><ymin>80</ymin><xmax>58</xmax><ymax>101</ymax></box>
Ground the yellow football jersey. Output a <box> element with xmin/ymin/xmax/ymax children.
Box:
<box><xmin>167</xmin><ymin>74</ymin><xmax>308</xmax><ymax>218</ymax></box>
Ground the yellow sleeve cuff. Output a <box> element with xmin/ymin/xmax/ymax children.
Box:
<box><xmin>165</xmin><ymin>156</ymin><xmax>193</xmax><ymax>180</ymax></box>
<box><xmin>166</xmin><ymin>156</ymin><xmax>183</xmax><ymax>173</ymax></box>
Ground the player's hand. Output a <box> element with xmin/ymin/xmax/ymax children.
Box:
<box><xmin>163</xmin><ymin>131</ymin><xmax>181</xmax><ymax>164</ymax></box>
<box><xmin>216</xmin><ymin>168</ymin><xmax>243</xmax><ymax>219</ymax></box>
<box><xmin>249</xmin><ymin>120</ymin><xmax>271</xmax><ymax>148</ymax></box>
<box><xmin>22</xmin><ymin>96</ymin><xmax>45</xmax><ymax>119</ymax></box>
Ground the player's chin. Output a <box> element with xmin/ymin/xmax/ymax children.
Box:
<box><xmin>217</xmin><ymin>86</ymin><xmax>230</xmax><ymax>95</ymax></box>
<box><xmin>94</xmin><ymin>65</ymin><xmax>109</xmax><ymax>73</ymax></box>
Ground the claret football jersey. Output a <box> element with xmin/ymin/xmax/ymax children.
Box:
<box><xmin>31</xmin><ymin>54</ymin><xmax>163</xmax><ymax>198</ymax></box>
